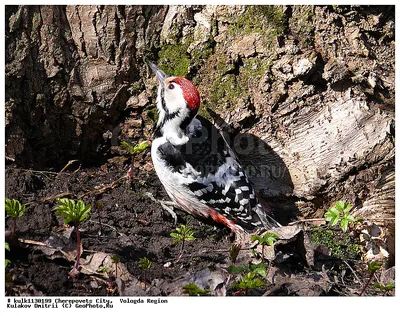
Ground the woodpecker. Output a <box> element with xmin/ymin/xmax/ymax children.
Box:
<box><xmin>148</xmin><ymin>61</ymin><xmax>280</xmax><ymax>237</ymax></box>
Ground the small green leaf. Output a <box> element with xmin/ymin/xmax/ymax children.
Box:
<box><xmin>251</xmin><ymin>234</ymin><xmax>262</xmax><ymax>242</ymax></box>
<box><xmin>340</xmin><ymin>218</ymin><xmax>349</xmax><ymax>232</ymax></box>
<box><xmin>324</xmin><ymin>207</ymin><xmax>340</xmax><ymax>227</ymax></box>
<box><xmin>251</xmin><ymin>232</ymin><xmax>279</xmax><ymax>246</ymax></box>
<box><xmin>229</xmin><ymin>244</ymin><xmax>241</xmax><ymax>264</ymax></box>
<box><xmin>385</xmin><ymin>281</ymin><xmax>395</xmax><ymax>290</ymax></box>
<box><xmin>233</xmin><ymin>272</ymin><xmax>265</xmax><ymax>290</ymax></box>
<box><xmin>182</xmin><ymin>283</ymin><xmax>210</xmax><ymax>296</ymax></box>
<box><xmin>373</xmin><ymin>281</ymin><xmax>395</xmax><ymax>291</ymax></box>
<box><xmin>263</xmin><ymin>232</ymin><xmax>279</xmax><ymax>246</ymax></box>
<box><xmin>97</xmin><ymin>266</ymin><xmax>108</xmax><ymax>273</ymax></box>
<box><xmin>133</xmin><ymin>141</ymin><xmax>149</xmax><ymax>154</ymax></box>
<box><xmin>5</xmin><ymin>242</ymin><xmax>10</xmax><ymax>252</ymax></box>
<box><xmin>367</xmin><ymin>261</ymin><xmax>383</xmax><ymax>274</ymax></box>
<box><xmin>335</xmin><ymin>201</ymin><xmax>345</xmax><ymax>212</ymax></box>
<box><xmin>120</xmin><ymin>141</ymin><xmax>136</xmax><ymax>155</ymax></box>
<box><xmin>228</xmin><ymin>265</ymin><xmax>249</xmax><ymax>274</ymax></box>
<box><xmin>342</xmin><ymin>202</ymin><xmax>352</xmax><ymax>213</ymax></box>
<box><xmin>170</xmin><ymin>232</ymin><xmax>182</xmax><ymax>240</ymax></box>
<box><xmin>250</xmin><ymin>263</ymin><xmax>267</xmax><ymax>278</ymax></box>
<box><xmin>5</xmin><ymin>259</ymin><xmax>11</xmax><ymax>268</ymax></box>
<box><xmin>121</xmin><ymin>141</ymin><xmax>150</xmax><ymax>155</ymax></box>
<box><xmin>5</xmin><ymin>198</ymin><xmax>26</xmax><ymax>218</ymax></box>
<box><xmin>54</xmin><ymin>198</ymin><xmax>91</xmax><ymax>226</ymax></box>
<box><xmin>111</xmin><ymin>255</ymin><xmax>120</xmax><ymax>263</ymax></box>
<box><xmin>139</xmin><ymin>257</ymin><xmax>152</xmax><ymax>270</ymax></box>
<box><xmin>343</xmin><ymin>213</ymin><xmax>355</xmax><ymax>222</ymax></box>
<box><xmin>170</xmin><ymin>225</ymin><xmax>195</xmax><ymax>242</ymax></box>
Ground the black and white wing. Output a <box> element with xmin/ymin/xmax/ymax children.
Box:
<box><xmin>158</xmin><ymin>116</ymin><xmax>275</xmax><ymax>231</ymax></box>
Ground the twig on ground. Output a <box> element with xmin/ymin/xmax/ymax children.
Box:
<box><xmin>78</xmin><ymin>175</ymin><xmax>128</xmax><ymax>199</ymax></box>
<box><xmin>288</xmin><ymin>218</ymin><xmax>326</xmax><ymax>225</ymax></box>
<box><xmin>20</xmin><ymin>168</ymin><xmax>59</xmax><ymax>175</ymax></box>
<box><xmin>57</xmin><ymin>160</ymin><xmax>79</xmax><ymax>178</ymax></box>
<box><xmin>343</xmin><ymin>260</ymin><xmax>362</xmax><ymax>284</ymax></box>
<box><xmin>24</xmin><ymin>192</ymin><xmax>72</xmax><ymax>207</ymax></box>
<box><xmin>18</xmin><ymin>239</ymin><xmax>48</xmax><ymax>247</ymax></box>
<box><xmin>262</xmin><ymin>284</ymin><xmax>283</xmax><ymax>296</ymax></box>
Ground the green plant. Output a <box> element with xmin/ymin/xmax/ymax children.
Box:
<box><xmin>229</xmin><ymin>263</ymin><xmax>267</xmax><ymax>295</ymax></box>
<box><xmin>158</xmin><ymin>44</ymin><xmax>191</xmax><ymax>77</ymax></box>
<box><xmin>120</xmin><ymin>141</ymin><xmax>149</xmax><ymax>155</ymax></box>
<box><xmin>182</xmin><ymin>283</ymin><xmax>211</xmax><ymax>296</ymax></box>
<box><xmin>97</xmin><ymin>266</ymin><xmax>109</xmax><ymax>273</ymax></box>
<box><xmin>5</xmin><ymin>242</ymin><xmax>11</xmax><ymax>268</ymax></box>
<box><xmin>228</xmin><ymin>263</ymin><xmax>267</xmax><ymax>277</ymax></box>
<box><xmin>111</xmin><ymin>255</ymin><xmax>120</xmax><ymax>278</ymax></box>
<box><xmin>324</xmin><ymin>201</ymin><xmax>355</xmax><ymax>232</ymax></box>
<box><xmin>360</xmin><ymin>261</ymin><xmax>383</xmax><ymax>296</ymax></box>
<box><xmin>311</xmin><ymin>228</ymin><xmax>360</xmax><ymax>260</ymax></box>
<box><xmin>229</xmin><ymin>243</ymin><xmax>241</xmax><ymax>264</ymax></box>
<box><xmin>233</xmin><ymin>271</ymin><xmax>265</xmax><ymax>295</ymax></box>
<box><xmin>373</xmin><ymin>281</ymin><xmax>395</xmax><ymax>292</ymax></box>
<box><xmin>54</xmin><ymin>198</ymin><xmax>92</xmax><ymax>274</ymax></box>
<box><xmin>170</xmin><ymin>224</ymin><xmax>196</xmax><ymax>262</ymax></box>
<box><xmin>5</xmin><ymin>198</ymin><xmax>26</xmax><ymax>239</ymax></box>
<box><xmin>251</xmin><ymin>232</ymin><xmax>279</xmax><ymax>261</ymax></box>
<box><xmin>139</xmin><ymin>257</ymin><xmax>152</xmax><ymax>290</ymax></box>
<box><xmin>139</xmin><ymin>257</ymin><xmax>152</xmax><ymax>270</ymax></box>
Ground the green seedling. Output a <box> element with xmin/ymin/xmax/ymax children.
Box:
<box><xmin>229</xmin><ymin>263</ymin><xmax>267</xmax><ymax>295</ymax></box>
<box><xmin>233</xmin><ymin>271</ymin><xmax>265</xmax><ymax>295</ymax></box>
<box><xmin>121</xmin><ymin>141</ymin><xmax>150</xmax><ymax>182</ymax></box>
<box><xmin>5</xmin><ymin>242</ymin><xmax>11</xmax><ymax>268</ymax></box>
<box><xmin>120</xmin><ymin>141</ymin><xmax>149</xmax><ymax>155</ymax></box>
<box><xmin>324</xmin><ymin>201</ymin><xmax>355</xmax><ymax>232</ymax></box>
<box><xmin>249</xmin><ymin>263</ymin><xmax>268</xmax><ymax>278</ymax></box>
<box><xmin>139</xmin><ymin>257</ymin><xmax>152</xmax><ymax>290</ymax></box>
<box><xmin>228</xmin><ymin>265</ymin><xmax>250</xmax><ymax>274</ymax></box>
<box><xmin>229</xmin><ymin>243</ymin><xmax>241</xmax><ymax>264</ymax></box>
<box><xmin>5</xmin><ymin>198</ymin><xmax>26</xmax><ymax>239</ymax></box>
<box><xmin>170</xmin><ymin>224</ymin><xmax>196</xmax><ymax>262</ymax></box>
<box><xmin>360</xmin><ymin>261</ymin><xmax>383</xmax><ymax>296</ymax></box>
<box><xmin>54</xmin><ymin>198</ymin><xmax>92</xmax><ymax>274</ymax></box>
<box><xmin>111</xmin><ymin>255</ymin><xmax>121</xmax><ymax>278</ymax></box>
<box><xmin>251</xmin><ymin>232</ymin><xmax>279</xmax><ymax>261</ymax></box>
<box><xmin>373</xmin><ymin>281</ymin><xmax>395</xmax><ymax>292</ymax></box>
<box><xmin>182</xmin><ymin>283</ymin><xmax>211</xmax><ymax>296</ymax></box>
<box><xmin>139</xmin><ymin>257</ymin><xmax>152</xmax><ymax>270</ymax></box>
<box><xmin>97</xmin><ymin>266</ymin><xmax>109</xmax><ymax>273</ymax></box>
<box><xmin>228</xmin><ymin>263</ymin><xmax>267</xmax><ymax>277</ymax></box>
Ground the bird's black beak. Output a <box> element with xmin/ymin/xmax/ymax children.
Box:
<box><xmin>147</xmin><ymin>60</ymin><xmax>168</xmax><ymax>84</ymax></box>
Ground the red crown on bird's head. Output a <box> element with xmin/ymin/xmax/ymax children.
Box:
<box><xmin>171</xmin><ymin>77</ymin><xmax>201</xmax><ymax>112</ymax></box>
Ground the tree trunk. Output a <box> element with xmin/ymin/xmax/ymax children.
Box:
<box><xmin>5</xmin><ymin>5</ymin><xmax>395</xmax><ymax>263</ymax></box>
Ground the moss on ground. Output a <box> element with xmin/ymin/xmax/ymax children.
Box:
<box><xmin>157</xmin><ymin>5</ymin><xmax>287</xmax><ymax>120</ymax></box>
<box><xmin>228</xmin><ymin>5</ymin><xmax>287</xmax><ymax>38</ymax></box>
<box><xmin>289</xmin><ymin>5</ymin><xmax>315</xmax><ymax>46</ymax></box>
<box><xmin>311</xmin><ymin>228</ymin><xmax>360</xmax><ymax>260</ymax></box>
<box><xmin>158</xmin><ymin>44</ymin><xmax>191</xmax><ymax>77</ymax></box>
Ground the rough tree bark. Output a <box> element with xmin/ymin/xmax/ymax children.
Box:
<box><xmin>5</xmin><ymin>5</ymin><xmax>395</xmax><ymax>263</ymax></box>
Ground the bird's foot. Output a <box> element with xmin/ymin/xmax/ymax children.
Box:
<box><xmin>144</xmin><ymin>192</ymin><xmax>178</xmax><ymax>225</ymax></box>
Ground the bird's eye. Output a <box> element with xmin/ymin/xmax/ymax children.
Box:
<box><xmin>168</xmin><ymin>83</ymin><xmax>175</xmax><ymax>90</ymax></box>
